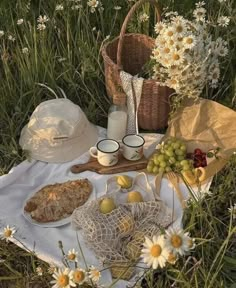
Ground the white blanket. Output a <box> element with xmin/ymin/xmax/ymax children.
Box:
<box><xmin>0</xmin><ymin>127</ymin><xmax>211</xmax><ymax>287</ymax></box>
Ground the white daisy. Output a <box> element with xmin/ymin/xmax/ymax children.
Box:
<box><xmin>165</xmin><ymin>77</ymin><xmax>180</xmax><ymax>90</ymax></box>
<box><xmin>1</xmin><ymin>225</ymin><xmax>16</xmax><ymax>242</ymax></box>
<box><xmin>114</xmin><ymin>6</ymin><xmax>121</xmax><ymax>11</ymax></box>
<box><xmin>51</xmin><ymin>268</ymin><xmax>75</xmax><ymax>288</ymax></box>
<box><xmin>154</xmin><ymin>22</ymin><xmax>165</xmax><ymax>34</ymax></box>
<box><xmin>87</xmin><ymin>0</ymin><xmax>99</xmax><ymax>9</ymax></box>
<box><xmin>36</xmin><ymin>266</ymin><xmax>43</xmax><ymax>276</ymax></box>
<box><xmin>22</xmin><ymin>47</ymin><xmax>29</xmax><ymax>54</ymax></box>
<box><xmin>216</xmin><ymin>45</ymin><xmax>228</xmax><ymax>57</ymax></box>
<box><xmin>37</xmin><ymin>15</ymin><xmax>49</xmax><ymax>24</ymax></box>
<box><xmin>141</xmin><ymin>235</ymin><xmax>170</xmax><ymax>269</ymax></box>
<box><xmin>217</xmin><ymin>16</ymin><xmax>230</xmax><ymax>27</ymax></box>
<box><xmin>193</xmin><ymin>7</ymin><xmax>206</xmax><ymax>22</ymax></box>
<box><xmin>172</xmin><ymin>21</ymin><xmax>186</xmax><ymax>35</ymax></box>
<box><xmin>0</xmin><ymin>30</ymin><xmax>4</xmax><ymax>37</ymax></box>
<box><xmin>48</xmin><ymin>263</ymin><xmax>57</xmax><ymax>274</ymax></box>
<box><xmin>139</xmin><ymin>13</ymin><xmax>149</xmax><ymax>23</ymax></box>
<box><xmin>208</xmin><ymin>66</ymin><xmax>220</xmax><ymax>84</ymax></box>
<box><xmin>66</xmin><ymin>249</ymin><xmax>78</xmax><ymax>262</ymax></box>
<box><xmin>17</xmin><ymin>19</ymin><xmax>24</xmax><ymax>25</ymax></box>
<box><xmin>37</xmin><ymin>23</ymin><xmax>46</xmax><ymax>31</ymax></box>
<box><xmin>8</xmin><ymin>35</ymin><xmax>15</xmax><ymax>42</ymax></box>
<box><xmin>165</xmin><ymin>227</ymin><xmax>195</xmax><ymax>256</ymax></box>
<box><xmin>165</xmin><ymin>27</ymin><xmax>175</xmax><ymax>38</ymax></box>
<box><xmin>72</xmin><ymin>268</ymin><xmax>87</xmax><ymax>285</ymax></box>
<box><xmin>195</xmin><ymin>1</ymin><xmax>205</xmax><ymax>8</ymax></box>
<box><xmin>170</xmin><ymin>50</ymin><xmax>184</xmax><ymax>66</ymax></box>
<box><xmin>228</xmin><ymin>203</ymin><xmax>236</xmax><ymax>219</ymax></box>
<box><xmin>183</xmin><ymin>35</ymin><xmax>196</xmax><ymax>49</ymax></box>
<box><xmin>165</xmin><ymin>11</ymin><xmax>178</xmax><ymax>18</ymax></box>
<box><xmin>55</xmin><ymin>4</ymin><xmax>64</xmax><ymax>11</ymax></box>
<box><xmin>89</xmin><ymin>266</ymin><xmax>101</xmax><ymax>283</ymax></box>
<box><xmin>167</xmin><ymin>252</ymin><xmax>178</xmax><ymax>264</ymax></box>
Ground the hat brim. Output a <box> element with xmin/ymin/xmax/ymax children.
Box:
<box><xmin>20</xmin><ymin>123</ymin><xmax>98</xmax><ymax>163</ymax></box>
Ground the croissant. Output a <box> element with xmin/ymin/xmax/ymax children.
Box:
<box><xmin>24</xmin><ymin>179</ymin><xmax>92</xmax><ymax>222</ymax></box>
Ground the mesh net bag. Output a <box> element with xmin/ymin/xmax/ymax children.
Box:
<box><xmin>71</xmin><ymin>173</ymin><xmax>174</xmax><ymax>280</ymax></box>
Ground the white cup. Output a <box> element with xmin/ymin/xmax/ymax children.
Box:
<box><xmin>122</xmin><ymin>134</ymin><xmax>145</xmax><ymax>161</ymax></box>
<box><xmin>90</xmin><ymin>139</ymin><xmax>120</xmax><ymax>166</ymax></box>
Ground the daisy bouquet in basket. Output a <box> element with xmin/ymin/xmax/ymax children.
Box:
<box><xmin>151</xmin><ymin>1</ymin><xmax>229</xmax><ymax>111</ymax></box>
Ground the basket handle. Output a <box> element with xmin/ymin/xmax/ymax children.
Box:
<box><xmin>117</xmin><ymin>0</ymin><xmax>161</xmax><ymax>69</ymax></box>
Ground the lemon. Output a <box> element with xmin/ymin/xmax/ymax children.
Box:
<box><xmin>181</xmin><ymin>170</ymin><xmax>196</xmax><ymax>185</ymax></box>
<box><xmin>118</xmin><ymin>215</ymin><xmax>134</xmax><ymax>234</ymax></box>
<box><xmin>99</xmin><ymin>197</ymin><xmax>116</xmax><ymax>214</ymax></box>
<box><xmin>194</xmin><ymin>167</ymin><xmax>206</xmax><ymax>182</ymax></box>
<box><xmin>127</xmin><ymin>191</ymin><xmax>143</xmax><ymax>203</ymax></box>
<box><xmin>116</xmin><ymin>175</ymin><xmax>132</xmax><ymax>189</ymax></box>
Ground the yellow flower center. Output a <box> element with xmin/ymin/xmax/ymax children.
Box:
<box><xmin>150</xmin><ymin>244</ymin><xmax>162</xmax><ymax>257</ymax></box>
<box><xmin>171</xmin><ymin>235</ymin><xmax>183</xmax><ymax>248</ymax></box>
<box><xmin>68</xmin><ymin>253</ymin><xmax>76</xmax><ymax>261</ymax></box>
<box><xmin>73</xmin><ymin>271</ymin><xmax>85</xmax><ymax>283</ymax></box>
<box><xmin>58</xmin><ymin>275</ymin><xmax>69</xmax><ymax>287</ymax></box>
<box><xmin>170</xmin><ymin>79</ymin><xmax>177</xmax><ymax>85</ymax></box>
<box><xmin>169</xmin><ymin>39</ymin><xmax>174</xmax><ymax>46</ymax></box>
<box><xmin>173</xmin><ymin>53</ymin><xmax>180</xmax><ymax>61</ymax></box>
<box><xmin>167</xmin><ymin>31</ymin><xmax>174</xmax><ymax>37</ymax></box>
<box><xmin>4</xmin><ymin>230</ymin><xmax>12</xmax><ymax>237</ymax></box>
<box><xmin>186</xmin><ymin>38</ymin><xmax>193</xmax><ymax>44</ymax></box>
<box><xmin>164</xmin><ymin>47</ymin><xmax>170</xmax><ymax>54</ymax></box>
<box><xmin>92</xmin><ymin>270</ymin><xmax>100</xmax><ymax>278</ymax></box>
<box><xmin>176</xmin><ymin>25</ymin><xmax>183</xmax><ymax>33</ymax></box>
<box><xmin>168</xmin><ymin>252</ymin><xmax>177</xmax><ymax>264</ymax></box>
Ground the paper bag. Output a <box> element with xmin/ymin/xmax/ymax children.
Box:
<box><xmin>164</xmin><ymin>98</ymin><xmax>236</xmax><ymax>179</ymax></box>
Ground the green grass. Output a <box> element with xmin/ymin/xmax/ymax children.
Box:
<box><xmin>0</xmin><ymin>0</ymin><xmax>236</xmax><ymax>287</ymax></box>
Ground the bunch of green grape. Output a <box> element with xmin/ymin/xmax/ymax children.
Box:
<box><xmin>146</xmin><ymin>137</ymin><xmax>193</xmax><ymax>174</ymax></box>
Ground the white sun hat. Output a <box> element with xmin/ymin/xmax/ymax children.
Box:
<box><xmin>19</xmin><ymin>98</ymin><xmax>98</xmax><ymax>163</ymax></box>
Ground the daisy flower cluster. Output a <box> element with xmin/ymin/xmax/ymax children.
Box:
<box><xmin>50</xmin><ymin>265</ymin><xmax>101</xmax><ymax>288</ymax></box>
<box><xmin>151</xmin><ymin>1</ymin><xmax>229</xmax><ymax>109</ymax></box>
<box><xmin>49</xmin><ymin>248</ymin><xmax>101</xmax><ymax>287</ymax></box>
<box><xmin>141</xmin><ymin>227</ymin><xmax>195</xmax><ymax>269</ymax></box>
<box><xmin>87</xmin><ymin>0</ymin><xmax>102</xmax><ymax>13</ymax></box>
<box><xmin>37</xmin><ymin>15</ymin><xmax>49</xmax><ymax>31</ymax></box>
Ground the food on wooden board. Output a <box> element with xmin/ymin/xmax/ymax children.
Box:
<box><xmin>24</xmin><ymin>179</ymin><xmax>92</xmax><ymax>222</ymax></box>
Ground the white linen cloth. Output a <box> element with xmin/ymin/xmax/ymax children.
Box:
<box><xmin>0</xmin><ymin>127</ymin><xmax>211</xmax><ymax>287</ymax></box>
<box><xmin>120</xmin><ymin>71</ymin><xmax>144</xmax><ymax>135</ymax></box>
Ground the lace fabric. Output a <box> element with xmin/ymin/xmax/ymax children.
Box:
<box><xmin>120</xmin><ymin>71</ymin><xmax>144</xmax><ymax>135</ymax></box>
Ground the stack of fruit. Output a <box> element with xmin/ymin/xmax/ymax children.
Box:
<box><xmin>146</xmin><ymin>137</ymin><xmax>209</xmax><ymax>185</ymax></box>
<box><xmin>146</xmin><ymin>137</ymin><xmax>193</xmax><ymax>175</ymax></box>
<box><xmin>188</xmin><ymin>148</ymin><xmax>207</xmax><ymax>168</ymax></box>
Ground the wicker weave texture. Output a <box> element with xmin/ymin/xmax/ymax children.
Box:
<box><xmin>101</xmin><ymin>0</ymin><xmax>173</xmax><ymax>130</ymax></box>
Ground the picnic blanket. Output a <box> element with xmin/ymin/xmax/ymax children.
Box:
<box><xmin>0</xmin><ymin>127</ymin><xmax>212</xmax><ymax>287</ymax></box>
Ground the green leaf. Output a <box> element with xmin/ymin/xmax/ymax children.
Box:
<box><xmin>207</xmin><ymin>152</ymin><xmax>214</xmax><ymax>158</ymax></box>
<box><xmin>224</xmin><ymin>256</ymin><xmax>236</xmax><ymax>266</ymax></box>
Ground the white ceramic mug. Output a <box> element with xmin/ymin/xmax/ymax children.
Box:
<box><xmin>122</xmin><ymin>134</ymin><xmax>145</xmax><ymax>161</ymax></box>
<box><xmin>90</xmin><ymin>139</ymin><xmax>120</xmax><ymax>166</ymax></box>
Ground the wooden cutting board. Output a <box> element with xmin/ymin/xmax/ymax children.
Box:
<box><xmin>70</xmin><ymin>155</ymin><xmax>148</xmax><ymax>174</ymax></box>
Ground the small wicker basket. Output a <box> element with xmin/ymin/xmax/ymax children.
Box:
<box><xmin>101</xmin><ymin>0</ymin><xmax>173</xmax><ymax>130</ymax></box>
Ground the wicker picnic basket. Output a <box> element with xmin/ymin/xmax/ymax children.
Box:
<box><xmin>101</xmin><ymin>0</ymin><xmax>173</xmax><ymax>130</ymax></box>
